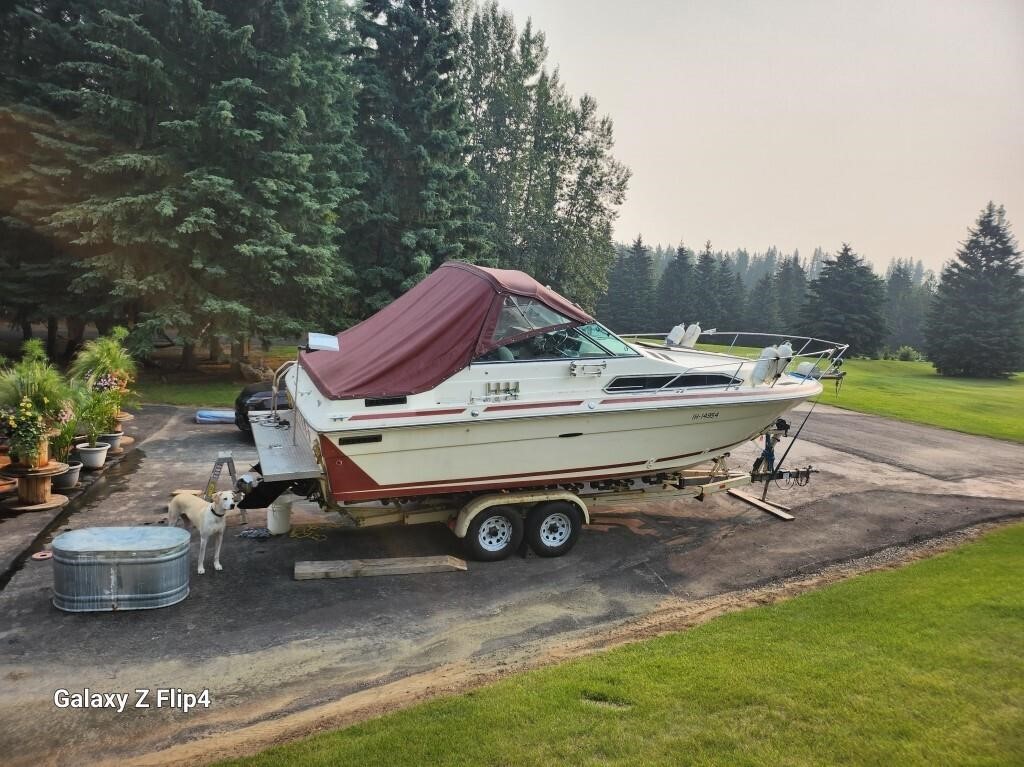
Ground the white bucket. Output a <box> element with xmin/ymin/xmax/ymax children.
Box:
<box><xmin>267</xmin><ymin>498</ymin><xmax>292</xmax><ymax>535</ymax></box>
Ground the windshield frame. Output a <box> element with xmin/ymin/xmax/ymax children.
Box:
<box><xmin>472</xmin><ymin>321</ymin><xmax>640</xmax><ymax>364</ymax></box>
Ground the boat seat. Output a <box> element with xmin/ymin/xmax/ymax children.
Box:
<box><xmin>497</xmin><ymin>345</ymin><xmax>515</xmax><ymax>361</ymax></box>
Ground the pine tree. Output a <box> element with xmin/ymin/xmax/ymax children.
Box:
<box><xmin>690</xmin><ymin>241</ymin><xmax>721</xmax><ymax>327</ymax></box>
<box><xmin>602</xmin><ymin>235</ymin><xmax>653</xmax><ymax>331</ymax></box>
<box><xmin>744</xmin><ymin>272</ymin><xmax>781</xmax><ymax>334</ymax></box>
<box><xmin>0</xmin><ymin>0</ymin><xmax>111</xmax><ymax>357</ymax></box>
<box><xmin>655</xmin><ymin>245</ymin><xmax>695</xmax><ymax>331</ymax></box>
<box><xmin>5</xmin><ymin>1</ymin><xmax>362</xmax><ymax>367</ymax></box>
<box><xmin>715</xmin><ymin>257</ymin><xmax>744</xmax><ymax>330</ymax></box>
<box><xmin>774</xmin><ymin>255</ymin><xmax>807</xmax><ymax>332</ymax></box>
<box><xmin>884</xmin><ymin>259</ymin><xmax>925</xmax><ymax>350</ymax></box>
<box><xmin>459</xmin><ymin>2</ymin><xmax>627</xmax><ymax>312</ymax></box>
<box><xmin>924</xmin><ymin>203</ymin><xmax>1024</xmax><ymax>376</ymax></box>
<box><xmin>349</xmin><ymin>0</ymin><xmax>490</xmax><ymax>315</ymax></box>
<box><xmin>801</xmin><ymin>243</ymin><xmax>887</xmax><ymax>355</ymax></box>
<box><xmin>807</xmin><ymin>247</ymin><xmax>825</xmax><ymax>280</ymax></box>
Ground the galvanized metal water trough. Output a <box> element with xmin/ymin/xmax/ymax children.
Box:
<box><xmin>52</xmin><ymin>527</ymin><xmax>191</xmax><ymax>612</ymax></box>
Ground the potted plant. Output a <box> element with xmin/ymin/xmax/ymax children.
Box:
<box><xmin>0</xmin><ymin>340</ymin><xmax>66</xmax><ymax>467</ymax></box>
<box><xmin>69</xmin><ymin>327</ymin><xmax>138</xmax><ymax>430</ymax></box>
<box><xmin>1</xmin><ymin>397</ymin><xmax>48</xmax><ymax>469</ymax></box>
<box><xmin>76</xmin><ymin>388</ymin><xmax>116</xmax><ymax>469</ymax></box>
<box><xmin>50</xmin><ymin>392</ymin><xmax>84</xmax><ymax>490</ymax></box>
<box><xmin>94</xmin><ymin>373</ymin><xmax>126</xmax><ymax>450</ymax></box>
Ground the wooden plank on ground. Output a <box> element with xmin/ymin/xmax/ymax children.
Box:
<box><xmin>294</xmin><ymin>555</ymin><xmax>468</xmax><ymax>580</ymax></box>
<box><xmin>727</xmin><ymin>489</ymin><xmax>796</xmax><ymax>520</ymax></box>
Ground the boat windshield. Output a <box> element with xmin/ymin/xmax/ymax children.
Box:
<box><xmin>576</xmin><ymin>323</ymin><xmax>637</xmax><ymax>356</ymax></box>
<box><xmin>476</xmin><ymin>322</ymin><xmax>638</xmax><ymax>362</ymax></box>
<box><xmin>492</xmin><ymin>296</ymin><xmax>574</xmax><ymax>342</ymax></box>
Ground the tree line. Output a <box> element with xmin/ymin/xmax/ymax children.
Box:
<box><xmin>598</xmin><ymin>203</ymin><xmax>1023</xmax><ymax>376</ymax></box>
<box><xmin>0</xmin><ymin>0</ymin><xmax>627</xmax><ymax>366</ymax></box>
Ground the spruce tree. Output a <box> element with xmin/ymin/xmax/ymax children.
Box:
<box><xmin>5</xmin><ymin>1</ymin><xmax>362</xmax><ymax>366</ymax></box>
<box><xmin>715</xmin><ymin>257</ymin><xmax>745</xmax><ymax>330</ymax></box>
<box><xmin>349</xmin><ymin>0</ymin><xmax>490</xmax><ymax>315</ymax></box>
<box><xmin>655</xmin><ymin>245</ymin><xmax>695</xmax><ymax>331</ymax></box>
<box><xmin>774</xmin><ymin>255</ymin><xmax>807</xmax><ymax>333</ymax></box>
<box><xmin>690</xmin><ymin>241</ymin><xmax>721</xmax><ymax>328</ymax></box>
<box><xmin>744</xmin><ymin>272</ymin><xmax>781</xmax><ymax>334</ymax></box>
<box><xmin>801</xmin><ymin>243</ymin><xmax>887</xmax><ymax>355</ymax></box>
<box><xmin>924</xmin><ymin>203</ymin><xmax>1024</xmax><ymax>377</ymax></box>
<box><xmin>598</xmin><ymin>236</ymin><xmax>653</xmax><ymax>332</ymax></box>
<box><xmin>884</xmin><ymin>259</ymin><xmax>925</xmax><ymax>350</ymax></box>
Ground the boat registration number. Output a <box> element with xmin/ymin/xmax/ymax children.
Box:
<box><xmin>692</xmin><ymin>411</ymin><xmax>720</xmax><ymax>421</ymax></box>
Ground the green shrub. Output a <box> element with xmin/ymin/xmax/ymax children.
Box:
<box><xmin>896</xmin><ymin>345</ymin><xmax>921</xmax><ymax>361</ymax></box>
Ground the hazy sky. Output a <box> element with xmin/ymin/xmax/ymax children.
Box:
<box><xmin>498</xmin><ymin>0</ymin><xmax>1024</xmax><ymax>271</ymax></box>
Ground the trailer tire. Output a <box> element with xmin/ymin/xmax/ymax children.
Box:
<box><xmin>526</xmin><ymin>501</ymin><xmax>582</xmax><ymax>557</ymax></box>
<box><xmin>465</xmin><ymin>506</ymin><xmax>523</xmax><ymax>562</ymax></box>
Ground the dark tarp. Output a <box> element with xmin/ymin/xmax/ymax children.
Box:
<box><xmin>299</xmin><ymin>262</ymin><xmax>594</xmax><ymax>400</ymax></box>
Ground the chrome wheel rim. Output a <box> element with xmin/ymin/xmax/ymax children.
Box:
<box><xmin>539</xmin><ymin>512</ymin><xmax>572</xmax><ymax>547</ymax></box>
<box><xmin>478</xmin><ymin>515</ymin><xmax>513</xmax><ymax>552</ymax></box>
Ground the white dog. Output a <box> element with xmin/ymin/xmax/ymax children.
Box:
<box><xmin>167</xmin><ymin>490</ymin><xmax>236</xmax><ymax>574</ymax></box>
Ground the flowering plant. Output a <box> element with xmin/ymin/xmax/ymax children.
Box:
<box><xmin>2</xmin><ymin>397</ymin><xmax>47</xmax><ymax>465</ymax></box>
<box><xmin>49</xmin><ymin>399</ymin><xmax>79</xmax><ymax>462</ymax></box>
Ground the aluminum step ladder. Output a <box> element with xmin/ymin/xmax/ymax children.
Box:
<box><xmin>204</xmin><ymin>451</ymin><xmax>247</xmax><ymax>524</ymax></box>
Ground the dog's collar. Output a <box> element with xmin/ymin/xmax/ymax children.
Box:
<box><xmin>211</xmin><ymin>507</ymin><xmax>227</xmax><ymax>518</ymax></box>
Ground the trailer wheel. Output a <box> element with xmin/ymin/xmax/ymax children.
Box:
<box><xmin>526</xmin><ymin>501</ymin><xmax>582</xmax><ymax>557</ymax></box>
<box><xmin>465</xmin><ymin>506</ymin><xmax>523</xmax><ymax>562</ymax></box>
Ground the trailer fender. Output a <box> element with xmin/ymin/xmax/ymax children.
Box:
<box><xmin>453</xmin><ymin>490</ymin><xmax>590</xmax><ymax>539</ymax></box>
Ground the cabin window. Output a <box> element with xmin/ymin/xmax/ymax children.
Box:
<box><xmin>339</xmin><ymin>434</ymin><xmax>383</xmax><ymax>446</ymax></box>
<box><xmin>605</xmin><ymin>373</ymin><xmax>740</xmax><ymax>392</ymax></box>
<box><xmin>364</xmin><ymin>396</ymin><xmax>407</xmax><ymax>407</ymax></box>
<box><xmin>671</xmin><ymin>374</ymin><xmax>741</xmax><ymax>388</ymax></box>
<box><xmin>606</xmin><ymin>375</ymin><xmax>677</xmax><ymax>391</ymax></box>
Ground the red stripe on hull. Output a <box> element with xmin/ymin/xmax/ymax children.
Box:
<box><xmin>349</xmin><ymin>407</ymin><xmax>466</xmax><ymax>421</ymax></box>
<box><xmin>485</xmin><ymin>400</ymin><xmax>583</xmax><ymax>412</ymax></box>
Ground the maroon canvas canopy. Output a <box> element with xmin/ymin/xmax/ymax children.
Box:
<box><xmin>299</xmin><ymin>262</ymin><xmax>594</xmax><ymax>400</ymax></box>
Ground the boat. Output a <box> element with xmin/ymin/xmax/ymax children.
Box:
<box><xmin>244</xmin><ymin>261</ymin><xmax>845</xmax><ymax>517</ymax></box>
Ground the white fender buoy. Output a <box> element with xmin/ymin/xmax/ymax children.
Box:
<box><xmin>680</xmin><ymin>322</ymin><xmax>702</xmax><ymax>348</ymax></box>
<box><xmin>751</xmin><ymin>345</ymin><xmax>779</xmax><ymax>385</ymax></box>
<box><xmin>775</xmin><ymin>341</ymin><xmax>794</xmax><ymax>377</ymax></box>
<box><xmin>666</xmin><ymin>323</ymin><xmax>687</xmax><ymax>346</ymax></box>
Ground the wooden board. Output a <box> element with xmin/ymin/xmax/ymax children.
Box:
<box><xmin>295</xmin><ymin>555</ymin><xmax>468</xmax><ymax>580</ymax></box>
<box><xmin>727</xmin><ymin>489</ymin><xmax>795</xmax><ymax>520</ymax></box>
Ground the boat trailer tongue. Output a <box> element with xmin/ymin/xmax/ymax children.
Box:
<box><xmin>729</xmin><ymin>406</ymin><xmax>822</xmax><ymax>520</ymax></box>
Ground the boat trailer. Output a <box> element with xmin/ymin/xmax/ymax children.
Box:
<box><xmin>223</xmin><ymin>413</ymin><xmax>818</xmax><ymax>562</ymax></box>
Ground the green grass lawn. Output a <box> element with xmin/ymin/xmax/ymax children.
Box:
<box><xmin>134</xmin><ymin>378</ymin><xmax>241</xmax><ymax>407</ymax></box>
<box><xmin>688</xmin><ymin>342</ymin><xmax>1024</xmax><ymax>443</ymax></box>
<box><xmin>822</xmin><ymin>358</ymin><xmax>1024</xmax><ymax>443</ymax></box>
<box><xmin>225</xmin><ymin>523</ymin><xmax>1024</xmax><ymax>767</ymax></box>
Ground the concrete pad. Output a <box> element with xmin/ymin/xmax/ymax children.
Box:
<box><xmin>0</xmin><ymin>403</ymin><xmax>1022</xmax><ymax>766</ymax></box>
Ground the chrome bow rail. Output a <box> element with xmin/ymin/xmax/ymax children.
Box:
<box><xmin>619</xmin><ymin>330</ymin><xmax>849</xmax><ymax>391</ymax></box>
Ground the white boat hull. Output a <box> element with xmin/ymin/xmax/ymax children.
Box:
<box><xmin>318</xmin><ymin>388</ymin><xmax>816</xmax><ymax>502</ymax></box>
